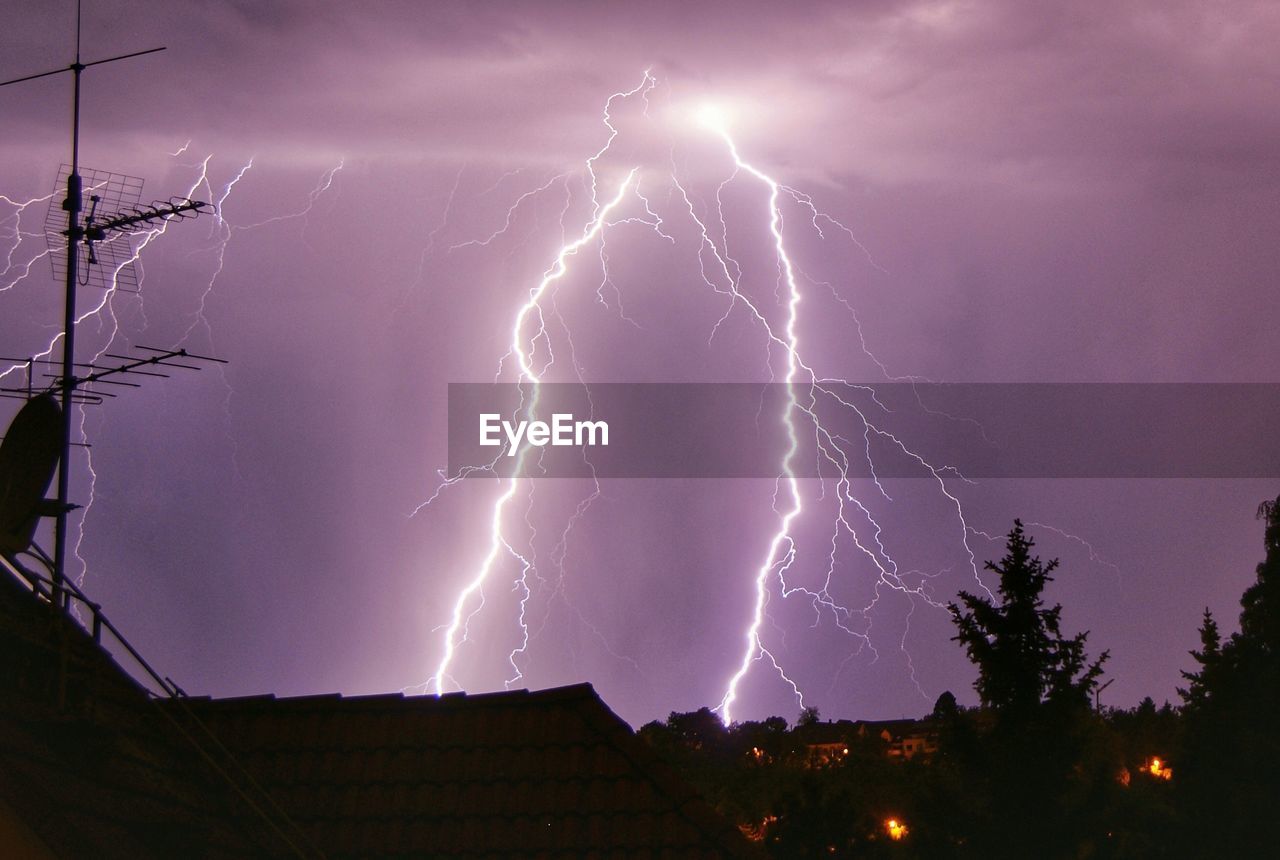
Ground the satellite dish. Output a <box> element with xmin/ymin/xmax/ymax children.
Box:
<box><xmin>0</xmin><ymin>394</ymin><xmax>62</xmax><ymax>555</ymax></box>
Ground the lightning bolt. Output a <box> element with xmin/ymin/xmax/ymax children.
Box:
<box><xmin>703</xmin><ymin>120</ymin><xmax>812</xmax><ymax>723</ymax></box>
<box><xmin>178</xmin><ymin>156</ymin><xmax>254</xmax><ymax>345</ymax></box>
<box><xmin>680</xmin><ymin>110</ymin><xmax>988</xmax><ymax>722</ymax></box>
<box><xmin>971</xmin><ymin>521</ymin><xmax>1122</xmax><ymax>584</ymax></box>
<box><xmin>430</xmin><ymin>168</ymin><xmax>639</xmax><ymax>695</ymax></box>
<box><xmin>178</xmin><ymin>156</ymin><xmax>343</xmax><ymax>486</ymax></box>
<box><xmin>1</xmin><ymin>191</ymin><xmax>55</xmax><ymax>295</ymax></box>
<box><xmin>417</xmin><ymin>73</ymin><xmax>998</xmax><ymax>724</ymax></box>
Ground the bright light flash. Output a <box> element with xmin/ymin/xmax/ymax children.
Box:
<box><xmin>694</xmin><ymin>102</ymin><xmax>733</xmax><ymax>132</ymax></box>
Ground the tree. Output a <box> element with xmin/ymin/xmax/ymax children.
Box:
<box><xmin>1239</xmin><ymin>497</ymin><xmax>1280</xmax><ymax>652</ymax></box>
<box><xmin>945</xmin><ymin>521</ymin><xmax>1113</xmax><ymax>858</ymax></box>
<box><xmin>949</xmin><ymin>520</ymin><xmax>1108</xmax><ymax>716</ymax></box>
<box><xmin>646</xmin><ymin>707</ymin><xmax>726</xmax><ymax>753</ymax></box>
<box><xmin>1176</xmin><ymin>608</ymin><xmax>1220</xmax><ymax>709</ymax></box>
<box><xmin>1176</xmin><ymin>494</ymin><xmax>1280</xmax><ymax>855</ymax></box>
<box><xmin>930</xmin><ymin>690</ymin><xmax>959</xmax><ymax>721</ymax></box>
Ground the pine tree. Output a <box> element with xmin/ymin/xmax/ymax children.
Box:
<box><xmin>1239</xmin><ymin>497</ymin><xmax>1280</xmax><ymax>652</ymax></box>
<box><xmin>945</xmin><ymin>521</ymin><xmax>1112</xmax><ymax>858</ymax></box>
<box><xmin>1176</xmin><ymin>495</ymin><xmax>1280</xmax><ymax>855</ymax></box>
<box><xmin>949</xmin><ymin>520</ymin><xmax>1108</xmax><ymax>716</ymax></box>
<box><xmin>1176</xmin><ymin>608</ymin><xmax>1220</xmax><ymax>709</ymax></box>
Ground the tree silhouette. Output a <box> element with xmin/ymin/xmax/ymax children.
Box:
<box><xmin>795</xmin><ymin>706</ymin><xmax>820</xmax><ymax>727</ymax></box>
<box><xmin>1177</xmin><ymin>494</ymin><xmax>1280</xmax><ymax>855</ymax></box>
<box><xmin>946</xmin><ymin>520</ymin><xmax>1111</xmax><ymax>858</ymax></box>
<box><xmin>949</xmin><ymin>520</ymin><xmax>1108</xmax><ymax>716</ymax></box>
<box><xmin>1239</xmin><ymin>497</ymin><xmax>1280</xmax><ymax>651</ymax></box>
<box><xmin>1176</xmin><ymin>608</ymin><xmax>1221</xmax><ymax>709</ymax></box>
<box><xmin>930</xmin><ymin>690</ymin><xmax>959</xmax><ymax>721</ymax></box>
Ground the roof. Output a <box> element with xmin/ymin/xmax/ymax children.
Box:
<box><xmin>0</xmin><ymin>564</ymin><xmax>283</xmax><ymax>858</ymax></box>
<box><xmin>856</xmin><ymin>718</ymin><xmax>935</xmax><ymax>739</ymax></box>
<box><xmin>796</xmin><ymin>718</ymin><xmax>934</xmax><ymax>745</ymax></box>
<box><xmin>0</xmin><ymin>561</ymin><xmax>759</xmax><ymax>858</ymax></box>
<box><xmin>177</xmin><ymin>683</ymin><xmax>762</xmax><ymax>858</ymax></box>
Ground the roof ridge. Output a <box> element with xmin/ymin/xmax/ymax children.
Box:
<box><xmin>184</xmin><ymin>682</ymin><xmax>601</xmax><ymax>710</ymax></box>
<box><xmin>566</xmin><ymin>689</ymin><xmax>765</xmax><ymax>858</ymax></box>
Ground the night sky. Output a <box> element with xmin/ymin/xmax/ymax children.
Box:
<box><xmin>2</xmin><ymin>0</ymin><xmax>1278</xmax><ymax>726</ymax></box>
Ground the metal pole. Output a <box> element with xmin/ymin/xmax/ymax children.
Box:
<box><xmin>0</xmin><ymin>0</ymin><xmax>168</xmax><ymax>612</ymax></box>
<box><xmin>1094</xmin><ymin>678</ymin><xmax>1114</xmax><ymax>712</ymax></box>
<box><xmin>53</xmin><ymin>7</ymin><xmax>85</xmax><ymax>611</ymax></box>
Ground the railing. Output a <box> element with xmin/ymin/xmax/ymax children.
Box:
<box><xmin>0</xmin><ymin>550</ymin><xmax>182</xmax><ymax>699</ymax></box>
<box><xmin>0</xmin><ymin>549</ymin><xmax>321</xmax><ymax>857</ymax></box>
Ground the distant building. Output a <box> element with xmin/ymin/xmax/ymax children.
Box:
<box><xmin>0</xmin><ymin>564</ymin><xmax>761</xmax><ymax>858</ymax></box>
<box><xmin>796</xmin><ymin>718</ymin><xmax>939</xmax><ymax>766</ymax></box>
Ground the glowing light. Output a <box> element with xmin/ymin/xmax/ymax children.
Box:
<box><xmin>694</xmin><ymin>102</ymin><xmax>733</xmax><ymax>131</ymax></box>
<box><xmin>739</xmin><ymin>814</ymin><xmax>778</xmax><ymax>842</ymax></box>
<box><xmin>1145</xmin><ymin>757</ymin><xmax>1172</xmax><ymax>780</ymax></box>
<box><xmin>886</xmin><ymin>818</ymin><xmax>908</xmax><ymax>840</ymax></box>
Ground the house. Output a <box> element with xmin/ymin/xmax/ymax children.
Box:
<box><xmin>0</xmin><ymin>559</ymin><xmax>762</xmax><ymax>858</ymax></box>
<box><xmin>796</xmin><ymin>718</ymin><xmax>939</xmax><ymax>767</ymax></box>
<box><xmin>858</xmin><ymin>719</ymin><xmax>939</xmax><ymax>760</ymax></box>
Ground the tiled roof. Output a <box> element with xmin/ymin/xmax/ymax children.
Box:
<box><xmin>855</xmin><ymin>718</ymin><xmax>934</xmax><ymax>739</ymax></box>
<box><xmin>177</xmin><ymin>684</ymin><xmax>763</xmax><ymax>858</ymax></box>
<box><xmin>1</xmin><ymin>561</ymin><xmax>759</xmax><ymax>858</ymax></box>
<box><xmin>0</xmin><ymin>567</ymin><xmax>283</xmax><ymax>858</ymax></box>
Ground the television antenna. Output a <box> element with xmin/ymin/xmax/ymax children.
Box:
<box><xmin>0</xmin><ymin>347</ymin><xmax>226</xmax><ymax>576</ymax></box>
<box><xmin>1</xmin><ymin>1</ymin><xmax>212</xmax><ymax>608</ymax></box>
<box><xmin>1095</xmin><ymin>678</ymin><xmax>1115</xmax><ymax>711</ymax></box>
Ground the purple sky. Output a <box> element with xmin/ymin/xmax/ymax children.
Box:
<box><xmin>2</xmin><ymin>1</ymin><xmax>1279</xmax><ymax>725</ymax></box>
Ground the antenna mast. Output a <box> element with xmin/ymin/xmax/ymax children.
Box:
<box><xmin>0</xmin><ymin>1</ymin><xmax>208</xmax><ymax>608</ymax></box>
